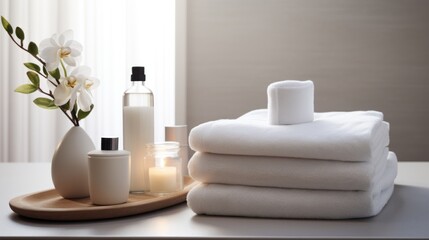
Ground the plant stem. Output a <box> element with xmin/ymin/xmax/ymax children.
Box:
<box><xmin>60</xmin><ymin>60</ymin><xmax>67</xmax><ymax>77</ymax></box>
<box><xmin>7</xmin><ymin>33</ymin><xmax>46</xmax><ymax>66</ymax></box>
<box><xmin>38</xmin><ymin>87</ymin><xmax>53</xmax><ymax>97</ymax></box>
<box><xmin>38</xmin><ymin>71</ymin><xmax>58</xmax><ymax>87</ymax></box>
<box><xmin>59</xmin><ymin>107</ymin><xmax>77</xmax><ymax>126</ymax></box>
<box><xmin>35</xmin><ymin>70</ymin><xmax>48</xmax><ymax>80</ymax></box>
<box><xmin>48</xmin><ymin>79</ymin><xmax>58</xmax><ymax>87</ymax></box>
<box><xmin>71</xmin><ymin>108</ymin><xmax>79</xmax><ymax>126</ymax></box>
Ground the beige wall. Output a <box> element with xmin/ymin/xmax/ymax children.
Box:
<box><xmin>186</xmin><ymin>0</ymin><xmax>429</xmax><ymax>161</ymax></box>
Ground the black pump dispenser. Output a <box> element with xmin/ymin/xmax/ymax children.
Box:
<box><xmin>131</xmin><ymin>66</ymin><xmax>146</xmax><ymax>81</ymax></box>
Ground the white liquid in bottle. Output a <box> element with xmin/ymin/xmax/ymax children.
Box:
<box><xmin>123</xmin><ymin>67</ymin><xmax>154</xmax><ymax>192</ymax></box>
<box><xmin>123</xmin><ymin>106</ymin><xmax>154</xmax><ymax>191</ymax></box>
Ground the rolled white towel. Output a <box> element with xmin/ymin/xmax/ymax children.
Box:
<box><xmin>188</xmin><ymin>147</ymin><xmax>389</xmax><ymax>191</ymax></box>
<box><xmin>267</xmin><ymin>80</ymin><xmax>314</xmax><ymax>125</ymax></box>
<box><xmin>187</xmin><ymin>152</ymin><xmax>398</xmax><ymax>219</ymax></box>
<box><xmin>189</xmin><ymin>109</ymin><xmax>389</xmax><ymax>162</ymax></box>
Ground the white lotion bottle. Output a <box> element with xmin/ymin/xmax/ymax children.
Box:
<box><xmin>88</xmin><ymin>137</ymin><xmax>130</xmax><ymax>205</ymax></box>
<box><xmin>123</xmin><ymin>66</ymin><xmax>154</xmax><ymax>192</ymax></box>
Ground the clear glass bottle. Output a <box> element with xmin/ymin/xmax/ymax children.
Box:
<box><xmin>145</xmin><ymin>142</ymin><xmax>183</xmax><ymax>196</ymax></box>
<box><xmin>123</xmin><ymin>66</ymin><xmax>154</xmax><ymax>192</ymax></box>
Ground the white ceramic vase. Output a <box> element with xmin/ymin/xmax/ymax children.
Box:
<box><xmin>51</xmin><ymin>126</ymin><xmax>95</xmax><ymax>199</ymax></box>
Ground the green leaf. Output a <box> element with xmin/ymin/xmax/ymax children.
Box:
<box><xmin>1</xmin><ymin>16</ymin><xmax>13</xmax><ymax>35</ymax></box>
<box><xmin>42</xmin><ymin>66</ymin><xmax>48</xmax><ymax>76</ymax></box>
<box><xmin>33</xmin><ymin>97</ymin><xmax>57</xmax><ymax>109</ymax></box>
<box><xmin>61</xmin><ymin>101</ymin><xmax>70</xmax><ymax>110</ymax></box>
<box><xmin>15</xmin><ymin>26</ymin><xmax>24</xmax><ymax>40</ymax></box>
<box><xmin>28</xmin><ymin>41</ymin><xmax>38</xmax><ymax>56</ymax></box>
<box><xmin>24</xmin><ymin>62</ymin><xmax>41</xmax><ymax>72</ymax></box>
<box><xmin>78</xmin><ymin>104</ymin><xmax>94</xmax><ymax>120</ymax></box>
<box><xmin>26</xmin><ymin>71</ymin><xmax>40</xmax><ymax>87</ymax></box>
<box><xmin>49</xmin><ymin>68</ymin><xmax>61</xmax><ymax>80</ymax></box>
<box><xmin>72</xmin><ymin>100</ymin><xmax>78</xmax><ymax>113</ymax></box>
<box><xmin>15</xmin><ymin>84</ymin><xmax>37</xmax><ymax>94</ymax></box>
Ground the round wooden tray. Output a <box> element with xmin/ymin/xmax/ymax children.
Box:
<box><xmin>9</xmin><ymin>177</ymin><xmax>198</xmax><ymax>221</ymax></box>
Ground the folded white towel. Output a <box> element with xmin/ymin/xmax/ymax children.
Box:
<box><xmin>188</xmin><ymin>148</ymin><xmax>389</xmax><ymax>191</ymax></box>
<box><xmin>267</xmin><ymin>80</ymin><xmax>314</xmax><ymax>125</ymax></box>
<box><xmin>189</xmin><ymin>109</ymin><xmax>389</xmax><ymax>161</ymax></box>
<box><xmin>187</xmin><ymin>152</ymin><xmax>397</xmax><ymax>219</ymax></box>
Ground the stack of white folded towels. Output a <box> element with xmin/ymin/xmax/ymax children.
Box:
<box><xmin>187</xmin><ymin>81</ymin><xmax>397</xmax><ymax>219</ymax></box>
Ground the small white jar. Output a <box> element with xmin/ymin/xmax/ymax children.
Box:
<box><xmin>88</xmin><ymin>137</ymin><xmax>130</xmax><ymax>205</ymax></box>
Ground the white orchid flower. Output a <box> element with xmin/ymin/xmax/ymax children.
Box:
<box><xmin>39</xmin><ymin>30</ymin><xmax>83</xmax><ymax>71</ymax></box>
<box><xmin>54</xmin><ymin>75</ymin><xmax>81</xmax><ymax>111</ymax></box>
<box><xmin>52</xmin><ymin>66</ymin><xmax>86</xmax><ymax>110</ymax></box>
<box><xmin>53</xmin><ymin>66</ymin><xmax>99</xmax><ymax>112</ymax></box>
<box><xmin>78</xmin><ymin>73</ymin><xmax>99</xmax><ymax>112</ymax></box>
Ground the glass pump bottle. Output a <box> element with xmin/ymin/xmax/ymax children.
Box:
<box><xmin>123</xmin><ymin>66</ymin><xmax>154</xmax><ymax>192</ymax></box>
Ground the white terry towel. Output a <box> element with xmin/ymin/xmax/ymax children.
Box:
<box><xmin>189</xmin><ymin>109</ymin><xmax>389</xmax><ymax>162</ymax></box>
<box><xmin>187</xmin><ymin>152</ymin><xmax>397</xmax><ymax>219</ymax></box>
<box><xmin>188</xmin><ymin>148</ymin><xmax>389</xmax><ymax>191</ymax></box>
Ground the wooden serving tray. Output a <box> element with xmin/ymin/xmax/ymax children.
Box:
<box><xmin>9</xmin><ymin>177</ymin><xmax>198</xmax><ymax>221</ymax></box>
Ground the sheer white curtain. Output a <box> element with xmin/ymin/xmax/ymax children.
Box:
<box><xmin>0</xmin><ymin>0</ymin><xmax>176</xmax><ymax>162</ymax></box>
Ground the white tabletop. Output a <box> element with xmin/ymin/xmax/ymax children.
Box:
<box><xmin>0</xmin><ymin>162</ymin><xmax>428</xmax><ymax>239</ymax></box>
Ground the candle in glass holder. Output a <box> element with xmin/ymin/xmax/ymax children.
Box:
<box><xmin>149</xmin><ymin>166</ymin><xmax>176</xmax><ymax>193</ymax></box>
<box><xmin>145</xmin><ymin>142</ymin><xmax>183</xmax><ymax>195</ymax></box>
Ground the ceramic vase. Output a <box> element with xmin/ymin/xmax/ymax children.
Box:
<box><xmin>51</xmin><ymin>126</ymin><xmax>95</xmax><ymax>199</ymax></box>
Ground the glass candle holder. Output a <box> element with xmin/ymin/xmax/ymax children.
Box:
<box><xmin>145</xmin><ymin>142</ymin><xmax>183</xmax><ymax>195</ymax></box>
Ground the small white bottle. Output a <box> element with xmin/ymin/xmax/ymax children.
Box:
<box><xmin>88</xmin><ymin>137</ymin><xmax>130</xmax><ymax>205</ymax></box>
<box><xmin>123</xmin><ymin>66</ymin><xmax>154</xmax><ymax>192</ymax></box>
